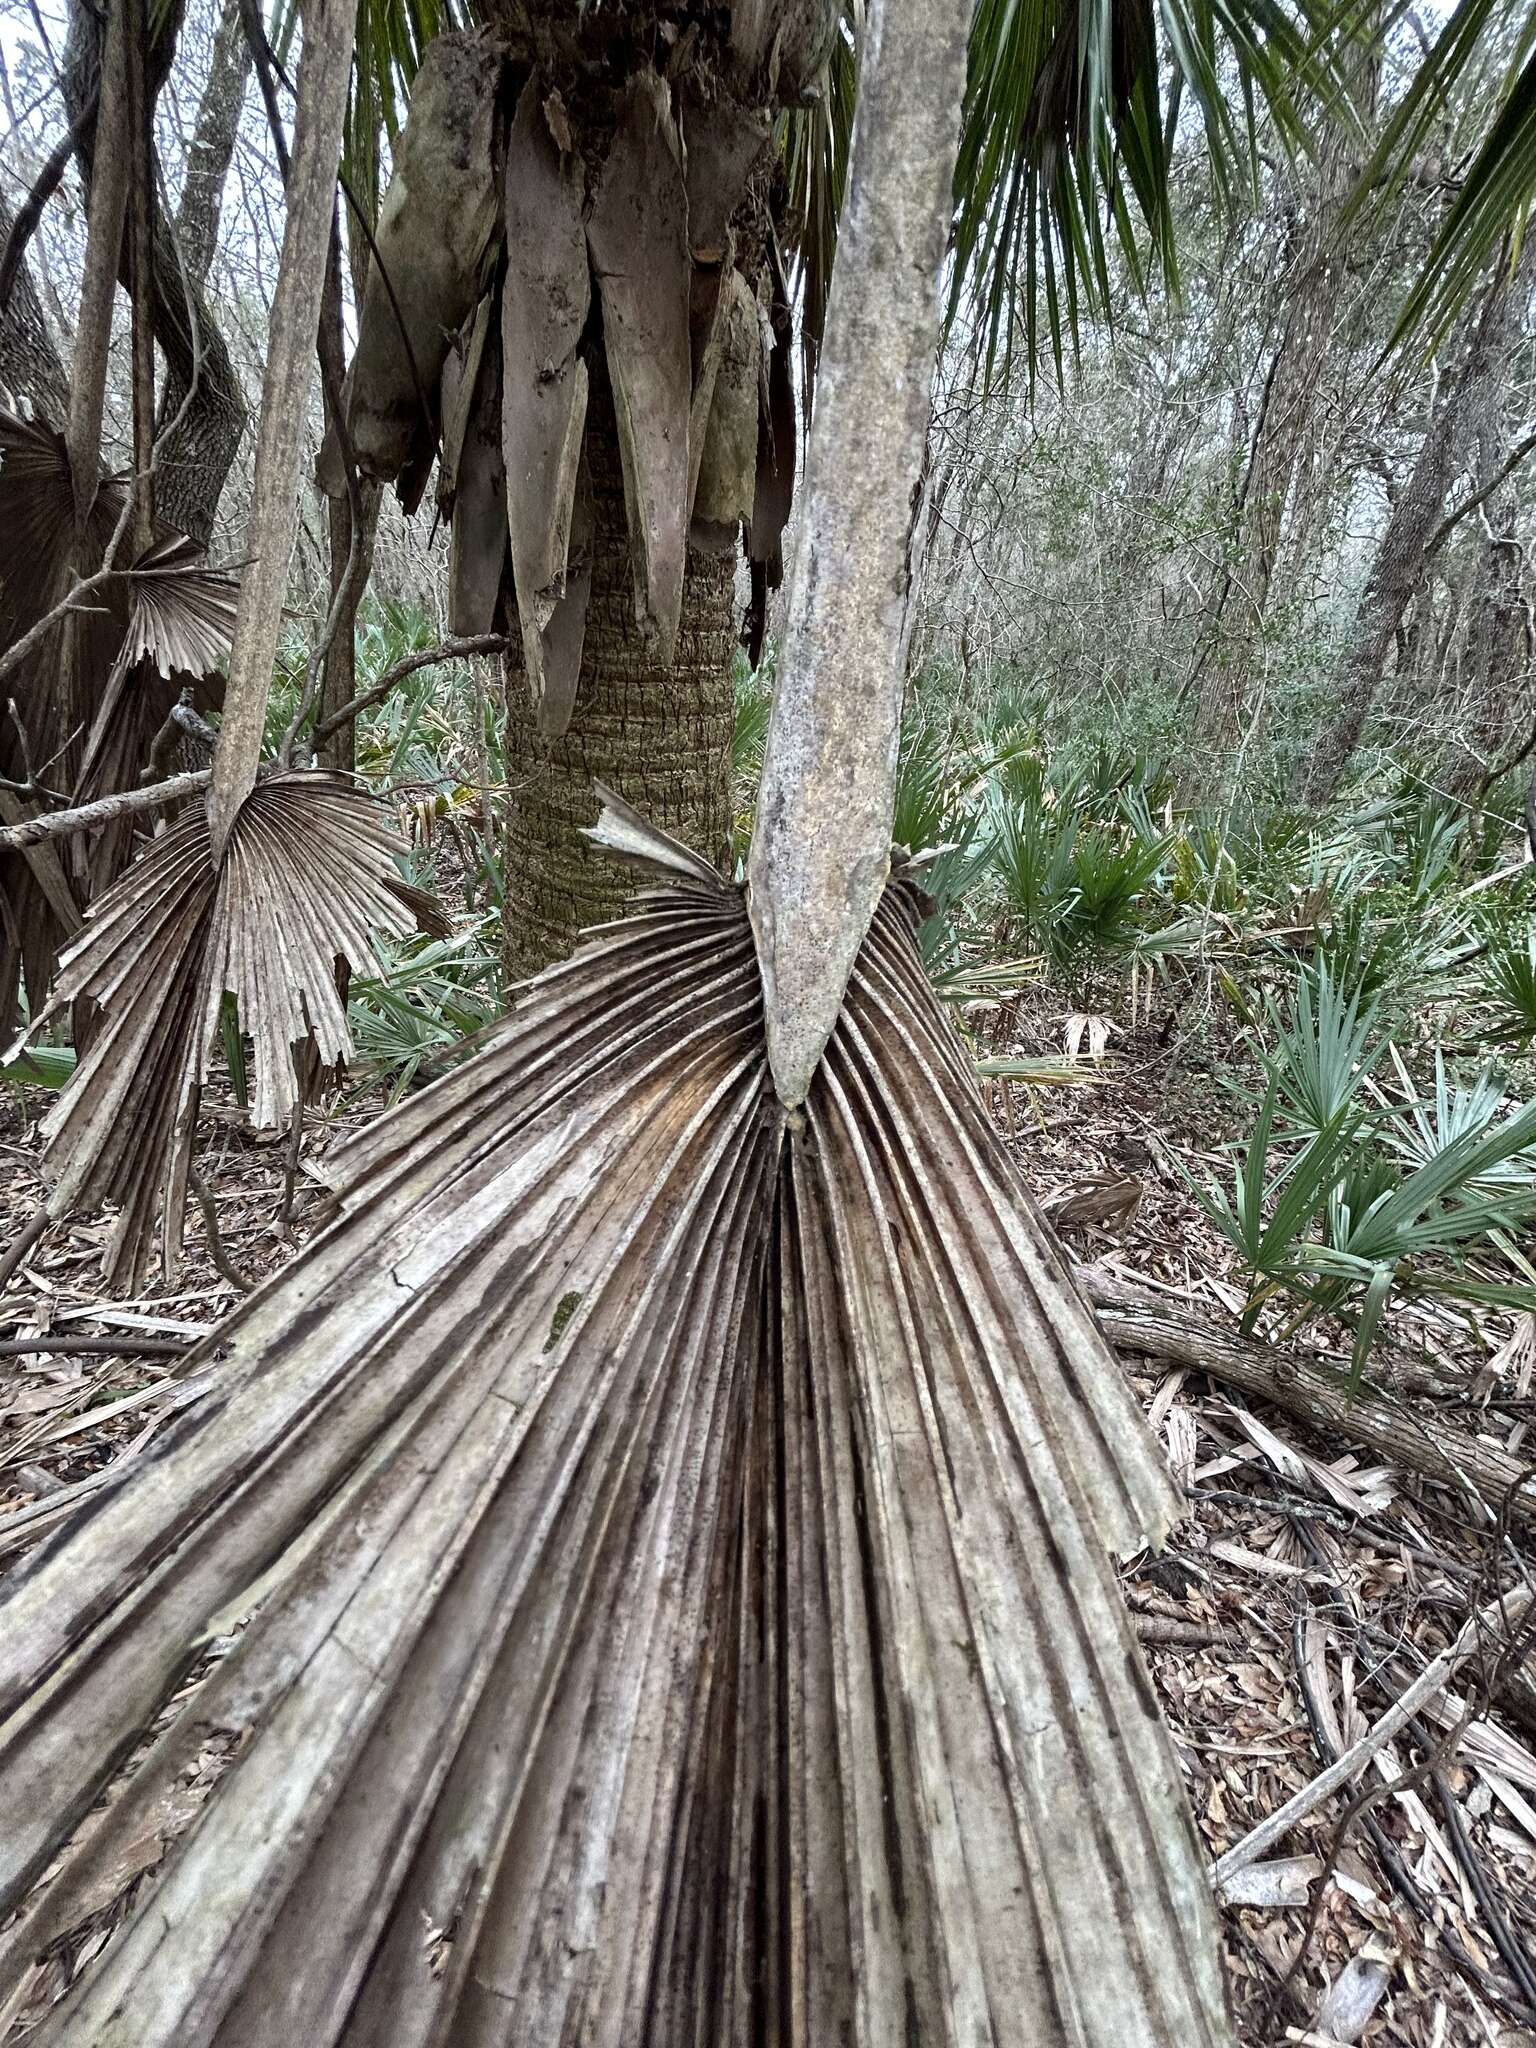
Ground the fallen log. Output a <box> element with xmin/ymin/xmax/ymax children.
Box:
<box><xmin>1075</xmin><ymin>1263</ymin><xmax>1536</xmax><ymax>1532</ymax></box>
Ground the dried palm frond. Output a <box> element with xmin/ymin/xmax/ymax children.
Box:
<box><xmin>340</xmin><ymin>17</ymin><xmax>810</xmax><ymax>739</ymax></box>
<box><xmin>501</xmin><ymin>75</ymin><xmax>591</xmax><ymax>730</ymax></box>
<box><xmin>438</xmin><ymin>295</ymin><xmax>508</xmax><ymax>638</ymax></box>
<box><xmin>0</xmin><ymin>409</ymin><xmax>235</xmax><ymax>1027</ymax></box>
<box><xmin>586</xmin><ymin>69</ymin><xmax>692</xmax><ymax>666</ymax></box>
<box><xmin>338</xmin><ymin>28</ymin><xmax>503</xmax><ymax>503</ymax></box>
<box><xmin>16</xmin><ymin>772</ymin><xmax>442</xmax><ymax>1285</ymax></box>
<box><xmin>0</xmin><ymin>809</ymin><xmax>1229</xmax><ymax>2046</ymax></box>
<box><xmin>72</xmin><ymin>537</ymin><xmax>238</xmax><ymax>890</ymax></box>
<box><xmin>691</xmin><ymin>266</ymin><xmax>761</xmax><ymax>554</ymax></box>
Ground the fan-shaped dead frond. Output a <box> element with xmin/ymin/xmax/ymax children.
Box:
<box><xmin>18</xmin><ymin>773</ymin><xmax>439</xmax><ymax>1285</ymax></box>
<box><xmin>0</xmin><ymin>836</ymin><xmax>1229</xmax><ymax>2048</ymax></box>
<box><xmin>115</xmin><ymin>536</ymin><xmax>239</xmax><ymax>684</ymax></box>
<box><xmin>341</xmin><ymin>30</ymin><xmax>503</xmax><ymax>501</ymax></box>
<box><xmin>587</xmin><ymin>69</ymin><xmax>692</xmax><ymax>668</ymax></box>
<box><xmin>0</xmin><ymin>411</ymin><xmax>234</xmax><ymax>1027</ymax></box>
<box><xmin>501</xmin><ymin>75</ymin><xmax>593</xmax><ymax>734</ymax></box>
<box><xmin>71</xmin><ymin>537</ymin><xmax>237</xmax><ymax>889</ymax></box>
<box><xmin>0</xmin><ymin>406</ymin><xmax>128</xmax><ymax>773</ymax></box>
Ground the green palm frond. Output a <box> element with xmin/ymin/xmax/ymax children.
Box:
<box><xmin>956</xmin><ymin>0</ymin><xmax>1352</xmax><ymax>382</ymax></box>
<box><xmin>784</xmin><ymin>0</ymin><xmax>1355</xmax><ymax>393</ymax></box>
<box><xmin>782</xmin><ymin>4</ymin><xmax>862</xmax><ymax>406</ymax></box>
<box><xmin>1353</xmin><ymin>0</ymin><xmax>1536</xmax><ymax>345</ymax></box>
<box><xmin>345</xmin><ymin>0</ymin><xmax>462</xmax><ymax>227</ymax></box>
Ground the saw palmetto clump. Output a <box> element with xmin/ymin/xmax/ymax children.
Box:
<box><xmin>0</xmin><ymin>804</ymin><xmax>1229</xmax><ymax>2047</ymax></box>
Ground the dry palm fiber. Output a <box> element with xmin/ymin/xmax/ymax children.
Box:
<box><xmin>14</xmin><ymin>771</ymin><xmax>441</xmax><ymax>1286</ymax></box>
<box><xmin>0</xmin><ymin>805</ymin><xmax>1230</xmax><ymax>2046</ymax></box>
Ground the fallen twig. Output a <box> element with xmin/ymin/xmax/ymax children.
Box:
<box><xmin>0</xmin><ymin>1335</ymin><xmax>190</xmax><ymax>1359</ymax></box>
<box><xmin>188</xmin><ymin>1164</ymin><xmax>254</xmax><ymax>1294</ymax></box>
<box><xmin>1212</xmin><ymin>1583</ymin><xmax>1535</xmax><ymax>1885</ymax></box>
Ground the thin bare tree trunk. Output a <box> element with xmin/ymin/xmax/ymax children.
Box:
<box><xmin>62</xmin><ymin>0</ymin><xmax>248</xmax><ymax>548</ymax></box>
<box><xmin>173</xmin><ymin>0</ymin><xmax>251</xmax><ymax>287</ymax></box>
<box><xmin>207</xmin><ymin>0</ymin><xmax>356</xmax><ymax>858</ymax></box>
<box><xmin>65</xmin><ymin>0</ymin><xmax>130</xmax><ymax>527</ymax></box>
<box><xmin>314</xmin><ymin>218</ymin><xmax>380</xmax><ymax>777</ymax></box>
<box><xmin>748</xmin><ymin>0</ymin><xmax>971</xmax><ymax>1103</ymax></box>
<box><xmin>1297</xmin><ymin>247</ymin><xmax>1534</xmax><ymax>806</ymax></box>
<box><xmin>1191</xmin><ymin>136</ymin><xmax>1354</xmax><ymax>777</ymax></box>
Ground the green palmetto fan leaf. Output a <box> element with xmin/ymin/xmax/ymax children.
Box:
<box><xmin>0</xmin><ymin>817</ymin><xmax>1229</xmax><ymax>2047</ymax></box>
<box><xmin>342</xmin><ymin>0</ymin><xmax>462</xmax><ymax>229</ymax></box>
<box><xmin>1350</xmin><ymin>0</ymin><xmax>1536</xmax><ymax>345</ymax></box>
<box><xmin>786</xmin><ymin>0</ymin><xmax>1355</xmax><ymax>391</ymax></box>
<box><xmin>955</xmin><ymin>0</ymin><xmax>1351</xmax><ymax>381</ymax></box>
<box><xmin>17</xmin><ymin>772</ymin><xmax>444</xmax><ymax>1285</ymax></box>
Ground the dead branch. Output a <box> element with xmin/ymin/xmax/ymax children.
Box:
<box><xmin>1076</xmin><ymin>1264</ymin><xmax>1536</xmax><ymax>1529</ymax></box>
<box><xmin>310</xmin><ymin>634</ymin><xmax>512</xmax><ymax>746</ymax></box>
<box><xmin>0</xmin><ymin>1334</ymin><xmax>189</xmax><ymax>1358</ymax></box>
<box><xmin>0</xmin><ymin>768</ymin><xmax>210</xmax><ymax>851</ymax></box>
<box><xmin>1213</xmin><ymin>1582</ymin><xmax>1536</xmax><ymax>1883</ymax></box>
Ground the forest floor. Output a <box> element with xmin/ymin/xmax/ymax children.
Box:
<box><xmin>1</xmin><ymin>1026</ymin><xmax>1534</xmax><ymax>2048</ymax></box>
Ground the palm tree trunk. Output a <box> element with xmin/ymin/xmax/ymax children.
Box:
<box><xmin>500</xmin><ymin>372</ymin><xmax>736</xmax><ymax>981</ymax></box>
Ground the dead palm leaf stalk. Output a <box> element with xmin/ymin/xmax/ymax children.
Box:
<box><xmin>0</xmin><ymin>0</ymin><xmax>1233</xmax><ymax>2038</ymax></box>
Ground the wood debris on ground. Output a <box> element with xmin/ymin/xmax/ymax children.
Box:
<box><xmin>1</xmin><ymin>1018</ymin><xmax>1534</xmax><ymax>2047</ymax></box>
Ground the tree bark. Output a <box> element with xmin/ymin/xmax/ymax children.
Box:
<box><xmin>1296</xmin><ymin>248</ymin><xmax>1534</xmax><ymax>807</ymax></box>
<box><xmin>207</xmin><ymin>0</ymin><xmax>356</xmax><ymax>859</ymax></box>
<box><xmin>173</xmin><ymin>0</ymin><xmax>250</xmax><ymax>287</ymax></box>
<box><xmin>63</xmin><ymin>0</ymin><xmax>248</xmax><ymax>549</ymax></box>
<box><xmin>1191</xmin><ymin>134</ymin><xmax>1354</xmax><ymax>776</ymax></box>
<box><xmin>0</xmin><ymin>197</ymin><xmax>69</xmax><ymax>423</ymax></box>
<box><xmin>500</xmin><ymin>372</ymin><xmax>736</xmax><ymax>982</ymax></box>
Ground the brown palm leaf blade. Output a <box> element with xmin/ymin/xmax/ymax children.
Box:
<box><xmin>340</xmin><ymin>30</ymin><xmax>502</xmax><ymax>500</ymax></box>
<box><xmin>586</xmin><ymin>68</ymin><xmax>692</xmax><ymax>668</ymax></box>
<box><xmin>20</xmin><ymin>772</ymin><xmax>440</xmax><ymax>1283</ymax></box>
<box><xmin>501</xmin><ymin>73</ymin><xmax>593</xmax><ymax>733</ymax></box>
<box><xmin>72</xmin><ymin>536</ymin><xmax>238</xmax><ymax>890</ymax></box>
<box><xmin>0</xmin><ymin>821</ymin><xmax>1230</xmax><ymax>2046</ymax></box>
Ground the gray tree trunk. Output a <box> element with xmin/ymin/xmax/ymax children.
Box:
<box><xmin>1295</xmin><ymin>248</ymin><xmax>1534</xmax><ymax>807</ymax></box>
<box><xmin>173</xmin><ymin>0</ymin><xmax>251</xmax><ymax>286</ymax></box>
<box><xmin>0</xmin><ymin>197</ymin><xmax>69</xmax><ymax>423</ymax></box>
<box><xmin>63</xmin><ymin>0</ymin><xmax>249</xmax><ymax>549</ymax></box>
